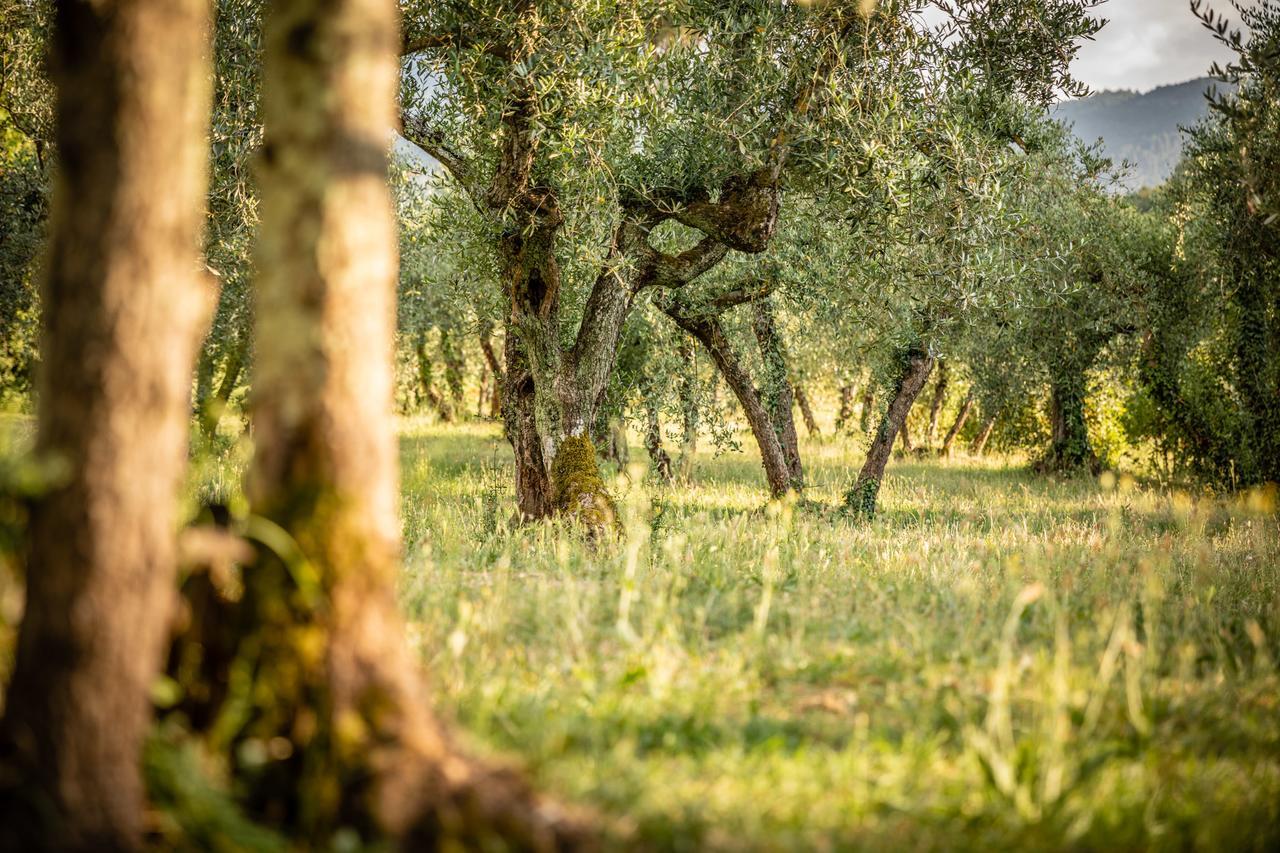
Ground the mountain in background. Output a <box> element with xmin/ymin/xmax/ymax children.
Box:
<box><xmin>1052</xmin><ymin>77</ymin><xmax>1232</xmax><ymax>191</ymax></box>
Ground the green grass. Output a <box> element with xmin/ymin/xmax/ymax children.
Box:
<box><xmin>8</xmin><ymin>413</ymin><xmax>1280</xmax><ymax>849</ymax></box>
<box><xmin>387</xmin><ymin>418</ymin><xmax>1280</xmax><ymax>850</ymax></box>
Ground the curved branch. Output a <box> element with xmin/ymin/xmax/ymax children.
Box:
<box><xmin>399</xmin><ymin>111</ymin><xmax>483</xmax><ymax>206</ymax></box>
<box><xmin>642</xmin><ymin>235</ymin><xmax>729</xmax><ymax>289</ymax></box>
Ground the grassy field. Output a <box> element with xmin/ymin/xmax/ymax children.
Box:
<box><xmin>297</xmin><ymin>419</ymin><xmax>1280</xmax><ymax>849</ymax></box>
<box><xmin>10</xmin><ymin>413</ymin><xmax>1280</xmax><ymax>849</ymax></box>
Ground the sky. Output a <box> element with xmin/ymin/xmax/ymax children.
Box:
<box><xmin>1070</xmin><ymin>0</ymin><xmax>1257</xmax><ymax>93</ymax></box>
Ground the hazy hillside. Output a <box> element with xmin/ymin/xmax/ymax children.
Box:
<box><xmin>1053</xmin><ymin>77</ymin><xmax>1231</xmax><ymax>191</ymax></box>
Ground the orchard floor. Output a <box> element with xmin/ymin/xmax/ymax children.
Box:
<box><xmin>367</xmin><ymin>419</ymin><xmax>1279</xmax><ymax>850</ymax></box>
<box><xmin>7</xmin><ymin>413</ymin><xmax>1280</xmax><ymax>849</ymax></box>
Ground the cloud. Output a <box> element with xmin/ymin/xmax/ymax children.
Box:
<box><xmin>1072</xmin><ymin>0</ymin><xmax>1257</xmax><ymax>92</ymax></box>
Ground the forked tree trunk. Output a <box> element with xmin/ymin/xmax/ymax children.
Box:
<box><xmin>751</xmin><ymin>297</ymin><xmax>803</xmax><ymax>488</ymax></box>
<box><xmin>972</xmin><ymin>412</ymin><xmax>998</xmax><ymax>455</ymax></box>
<box><xmin>845</xmin><ymin>346</ymin><xmax>934</xmax><ymax>517</ymax></box>
<box><xmin>665</xmin><ymin>309</ymin><xmax>794</xmax><ymax>497</ymax></box>
<box><xmin>794</xmin><ymin>385</ymin><xmax>820</xmax><ymax>436</ymax></box>
<box><xmin>926</xmin><ymin>359</ymin><xmax>949</xmax><ymax>447</ymax></box>
<box><xmin>940</xmin><ymin>388</ymin><xmax>974</xmax><ymax>457</ymax></box>
<box><xmin>0</xmin><ymin>2</ymin><xmax>214</xmax><ymax>847</ymax></box>
<box><xmin>204</xmin><ymin>0</ymin><xmax>583</xmax><ymax>846</ymax></box>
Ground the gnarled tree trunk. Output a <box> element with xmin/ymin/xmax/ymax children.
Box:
<box><xmin>644</xmin><ymin>397</ymin><xmax>673</xmax><ymax>483</ymax></box>
<box><xmin>845</xmin><ymin>345</ymin><xmax>934</xmax><ymax>518</ymax></box>
<box><xmin>0</xmin><ymin>1</ymin><xmax>214</xmax><ymax>847</ymax></box>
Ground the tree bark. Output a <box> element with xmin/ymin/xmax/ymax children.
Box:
<box><xmin>794</xmin><ymin>384</ymin><xmax>820</xmax><ymax>437</ymax></box>
<box><xmin>751</xmin><ymin>297</ymin><xmax>803</xmax><ymax>488</ymax></box>
<box><xmin>926</xmin><ymin>359</ymin><xmax>949</xmax><ymax>447</ymax></box>
<box><xmin>836</xmin><ymin>383</ymin><xmax>855</xmax><ymax>433</ymax></box>
<box><xmin>644</xmin><ymin>397</ymin><xmax>673</xmax><ymax>483</ymax></box>
<box><xmin>0</xmin><ymin>1</ymin><xmax>214</xmax><ymax>848</ymax></box>
<box><xmin>972</xmin><ymin>413</ymin><xmax>997</xmax><ymax>455</ymax></box>
<box><xmin>940</xmin><ymin>388</ymin><xmax>974</xmax><ymax>457</ymax></box>
<box><xmin>663</xmin><ymin>307</ymin><xmax>794</xmax><ymax>497</ymax></box>
<box><xmin>187</xmin><ymin>0</ymin><xmax>585</xmax><ymax>845</ymax></box>
<box><xmin>677</xmin><ymin>336</ymin><xmax>698</xmax><ymax>475</ymax></box>
<box><xmin>859</xmin><ymin>387</ymin><xmax>875</xmax><ymax>433</ymax></box>
<box><xmin>845</xmin><ymin>346</ymin><xmax>934</xmax><ymax>517</ymax></box>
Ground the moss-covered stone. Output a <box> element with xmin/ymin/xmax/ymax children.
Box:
<box><xmin>550</xmin><ymin>435</ymin><xmax>618</xmax><ymax>533</ymax></box>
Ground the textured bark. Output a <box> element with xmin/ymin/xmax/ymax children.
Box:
<box><xmin>972</xmin><ymin>413</ymin><xmax>998</xmax><ymax>455</ymax></box>
<box><xmin>192</xmin><ymin>0</ymin><xmax>586</xmax><ymax>846</ymax></box>
<box><xmin>926</xmin><ymin>360</ymin><xmax>949</xmax><ymax>447</ymax></box>
<box><xmin>751</xmin><ymin>297</ymin><xmax>803</xmax><ymax>488</ymax></box>
<box><xmin>663</xmin><ymin>307</ymin><xmax>794</xmax><ymax>497</ymax></box>
<box><xmin>845</xmin><ymin>346</ymin><xmax>934</xmax><ymax>518</ymax></box>
<box><xmin>0</xmin><ymin>1</ymin><xmax>214</xmax><ymax>848</ymax></box>
<box><xmin>794</xmin><ymin>385</ymin><xmax>820</xmax><ymax>436</ymax></box>
<box><xmin>940</xmin><ymin>388</ymin><xmax>975</xmax><ymax>457</ymax></box>
<box><xmin>836</xmin><ymin>383</ymin><xmax>855</xmax><ymax>433</ymax></box>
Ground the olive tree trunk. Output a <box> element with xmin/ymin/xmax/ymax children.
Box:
<box><xmin>972</xmin><ymin>413</ymin><xmax>998</xmax><ymax>455</ymax></box>
<box><xmin>1044</xmin><ymin>366</ymin><xmax>1097</xmax><ymax>472</ymax></box>
<box><xmin>940</xmin><ymin>388</ymin><xmax>974</xmax><ymax>457</ymax></box>
<box><xmin>836</xmin><ymin>383</ymin><xmax>856</xmax><ymax>433</ymax></box>
<box><xmin>664</xmin><ymin>308</ymin><xmax>795</xmax><ymax>497</ymax></box>
<box><xmin>926</xmin><ymin>359</ymin><xmax>949</xmax><ymax>447</ymax></box>
<box><xmin>202</xmin><ymin>0</ymin><xmax>585</xmax><ymax>845</ymax></box>
<box><xmin>0</xmin><ymin>1</ymin><xmax>214</xmax><ymax>847</ymax></box>
<box><xmin>794</xmin><ymin>385</ymin><xmax>820</xmax><ymax>437</ymax></box>
<box><xmin>751</xmin><ymin>297</ymin><xmax>803</xmax><ymax>488</ymax></box>
<box><xmin>845</xmin><ymin>346</ymin><xmax>934</xmax><ymax>517</ymax></box>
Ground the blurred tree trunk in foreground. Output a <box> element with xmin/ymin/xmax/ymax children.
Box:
<box><xmin>193</xmin><ymin>0</ymin><xmax>587</xmax><ymax>845</ymax></box>
<box><xmin>0</xmin><ymin>1</ymin><xmax>214</xmax><ymax>847</ymax></box>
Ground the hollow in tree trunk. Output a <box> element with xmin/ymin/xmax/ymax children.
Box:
<box><xmin>0</xmin><ymin>1</ymin><xmax>214</xmax><ymax>847</ymax></box>
<box><xmin>940</xmin><ymin>388</ymin><xmax>974</xmax><ymax>457</ymax></box>
<box><xmin>176</xmin><ymin>0</ymin><xmax>586</xmax><ymax>845</ymax></box>
<box><xmin>844</xmin><ymin>345</ymin><xmax>934</xmax><ymax>518</ymax></box>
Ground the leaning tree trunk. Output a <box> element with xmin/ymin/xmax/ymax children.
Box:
<box><xmin>972</xmin><ymin>412</ymin><xmax>998</xmax><ymax>455</ymax></box>
<box><xmin>1044</xmin><ymin>365</ymin><xmax>1097</xmax><ymax>472</ymax></box>
<box><xmin>845</xmin><ymin>345</ymin><xmax>934</xmax><ymax>518</ymax></box>
<box><xmin>926</xmin><ymin>359</ymin><xmax>949</xmax><ymax>448</ymax></box>
<box><xmin>940</xmin><ymin>388</ymin><xmax>974</xmax><ymax>457</ymax></box>
<box><xmin>794</xmin><ymin>384</ymin><xmax>820</xmax><ymax>437</ymax></box>
<box><xmin>665</xmin><ymin>308</ymin><xmax>795</xmax><ymax>497</ymax></box>
<box><xmin>0</xmin><ymin>2</ymin><xmax>214</xmax><ymax>848</ymax></box>
<box><xmin>199</xmin><ymin>0</ymin><xmax>584</xmax><ymax>845</ymax></box>
<box><xmin>751</xmin><ymin>297</ymin><xmax>803</xmax><ymax>489</ymax></box>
